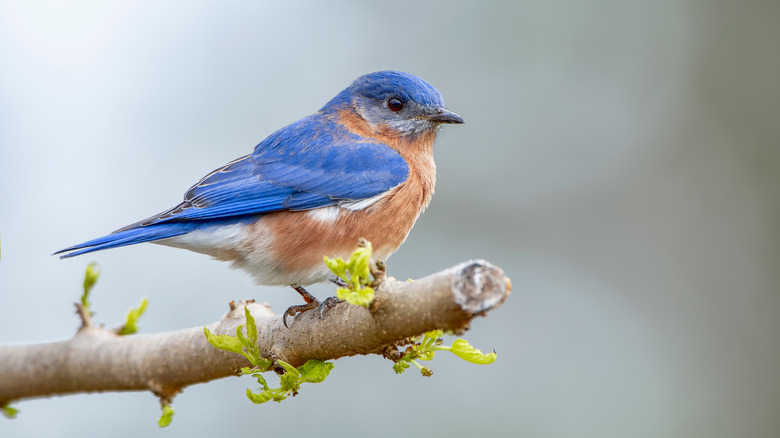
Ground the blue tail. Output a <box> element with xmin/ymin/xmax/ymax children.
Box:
<box><xmin>55</xmin><ymin>222</ymin><xmax>210</xmax><ymax>258</ymax></box>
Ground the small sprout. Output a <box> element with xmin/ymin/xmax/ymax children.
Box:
<box><xmin>324</xmin><ymin>240</ymin><xmax>375</xmax><ymax>307</ymax></box>
<box><xmin>118</xmin><ymin>297</ymin><xmax>148</xmax><ymax>335</ymax></box>
<box><xmin>204</xmin><ymin>307</ymin><xmax>333</xmax><ymax>405</ymax></box>
<box><xmin>235</xmin><ymin>306</ymin><xmax>265</xmax><ymax>368</ymax></box>
<box><xmin>392</xmin><ymin>360</ymin><xmax>410</xmax><ymax>374</ymax></box>
<box><xmin>244</xmin><ymin>360</ymin><xmax>334</xmax><ymax>405</ymax></box>
<box><xmin>204</xmin><ymin>306</ymin><xmax>271</xmax><ymax>370</ymax></box>
<box><xmin>246</xmin><ymin>387</ymin><xmax>275</xmax><ymax>404</ymax></box>
<box><xmin>81</xmin><ymin>262</ymin><xmax>101</xmax><ymax>310</ymax></box>
<box><xmin>336</xmin><ymin>284</ymin><xmax>374</xmax><ymax>308</ymax></box>
<box><xmin>392</xmin><ymin>330</ymin><xmax>497</xmax><ymax>376</ymax></box>
<box><xmin>2</xmin><ymin>403</ymin><xmax>19</xmax><ymax>419</ymax></box>
<box><xmin>158</xmin><ymin>403</ymin><xmax>174</xmax><ymax>428</ymax></box>
<box><xmin>203</xmin><ymin>327</ymin><xmax>244</xmax><ymax>353</ymax></box>
<box><xmin>297</xmin><ymin>359</ymin><xmax>333</xmax><ymax>383</ymax></box>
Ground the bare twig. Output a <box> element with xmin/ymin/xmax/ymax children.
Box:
<box><xmin>74</xmin><ymin>303</ymin><xmax>94</xmax><ymax>329</ymax></box>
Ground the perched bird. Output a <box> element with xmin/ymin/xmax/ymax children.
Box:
<box><xmin>57</xmin><ymin>70</ymin><xmax>463</xmax><ymax>322</ymax></box>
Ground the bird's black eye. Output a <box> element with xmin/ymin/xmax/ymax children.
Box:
<box><xmin>387</xmin><ymin>97</ymin><xmax>404</xmax><ymax>112</ymax></box>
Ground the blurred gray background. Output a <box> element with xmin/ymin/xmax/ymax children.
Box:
<box><xmin>1</xmin><ymin>1</ymin><xmax>778</xmax><ymax>437</ymax></box>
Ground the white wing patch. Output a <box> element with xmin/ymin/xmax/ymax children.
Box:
<box><xmin>340</xmin><ymin>191</ymin><xmax>393</xmax><ymax>211</ymax></box>
<box><xmin>306</xmin><ymin>189</ymin><xmax>395</xmax><ymax>224</ymax></box>
<box><xmin>306</xmin><ymin>206</ymin><xmax>341</xmax><ymax>223</ymax></box>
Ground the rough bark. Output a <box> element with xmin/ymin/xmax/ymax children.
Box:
<box><xmin>0</xmin><ymin>259</ymin><xmax>510</xmax><ymax>405</ymax></box>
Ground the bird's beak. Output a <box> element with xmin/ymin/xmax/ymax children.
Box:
<box><xmin>427</xmin><ymin>108</ymin><xmax>464</xmax><ymax>124</ymax></box>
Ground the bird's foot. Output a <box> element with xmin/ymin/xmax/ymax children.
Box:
<box><xmin>284</xmin><ymin>284</ymin><xmax>319</xmax><ymax>327</ymax></box>
<box><xmin>283</xmin><ymin>284</ymin><xmax>345</xmax><ymax>327</ymax></box>
<box><xmin>316</xmin><ymin>278</ymin><xmax>346</xmax><ymax>317</ymax></box>
<box><xmin>283</xmin><ymin>301</ymin><xmax>319</xmax><ymax>328</ymax></box>
<box><xmin>282</xmin><ymin>296</ymin><xmax>345</xmax><ymax>327</ymax></box>
<box><xmin>318</xmin><ymin>296</ymin><xmax>343</xmax><ymax>318</ymax></box>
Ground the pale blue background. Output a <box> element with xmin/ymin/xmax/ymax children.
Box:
<box><xmin>1</xmin><ymin>1</ymin><xmax>779</xmax><ymax>437</ymax></box>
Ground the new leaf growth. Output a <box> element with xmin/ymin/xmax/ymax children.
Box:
<box><xmin>118</xmin><ymin>297</ymin><xmax>148</xmax><ymax>335</ymax></box>
<box><xmin>204</xmin><ymin>306</ymin><xmax>271</xmax><ymax>370</ymax></box>
<box><xmin>393</xmin><ymin>330</ymin><xmax>497</xmax><ymax>377</ymax></box>
<box><xmin>204</xmin><ymin>306</ymin><xmax>334</xmax><ymax>405</ymax></box>
<box><xmin>323</xmin><ymin>239</ymin><xmax>375</xmax><ymax>307</ymax></box>
<box><xmin>81</xmin><ymin>262</ymin><xmax>101</xmax><ymax>311</ymax></box>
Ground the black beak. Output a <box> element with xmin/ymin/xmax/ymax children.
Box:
<box><xmin>427</xmin><ymin>108</ymin><xmax>464</xmax><ymax>124</ymax></box>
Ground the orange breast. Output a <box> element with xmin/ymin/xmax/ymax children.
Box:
<box><xmin>240</xmin><ymin>110</ymin><xmax>437</xmax><ymax>279</ymax></box>
<box><xmin>266</xmin><ymin>181</ymin><xmax>429</xmax><ymax>271</ymax></box>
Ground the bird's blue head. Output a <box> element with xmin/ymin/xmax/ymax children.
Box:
<box><xmin>323</xmin><ymin>71</ymin><xmax>463</xmax><ymax>136</ymax></box>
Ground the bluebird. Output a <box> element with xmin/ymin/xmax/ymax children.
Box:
<box><xmin>56</xmin><ymin>70</ymin><xmax>463</xmax><ymax>323</ymax></box>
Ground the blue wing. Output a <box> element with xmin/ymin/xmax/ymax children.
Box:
<box><xmin>56</xmin><ymin>114</ymin><xmax>409</xmax><ymax>257</ymax></box>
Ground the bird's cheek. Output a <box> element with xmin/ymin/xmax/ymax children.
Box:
<box><xmin>375</xmin><ymin>122</ymin><xmax>399</xmax><ymax>138</ymax></box>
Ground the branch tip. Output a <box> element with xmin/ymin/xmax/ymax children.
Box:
<box><xmin>450</xmin><ymin>260</ymin><xmax>509</xmax><ymax>315</ymax></box>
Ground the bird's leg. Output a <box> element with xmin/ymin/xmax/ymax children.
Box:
<box><xmin>283</xmin><ymin>284</ymin><xmax>321</xmax><ymax>328</ymax></box>
<box><xmin>292</xmin><ymin>284</ymin><xmax>319</xmax><ymax>304</ymax></box>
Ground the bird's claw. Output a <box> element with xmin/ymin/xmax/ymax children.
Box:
<box><xmin>282</xmin><ymin>301</ymin><xmax>319</xmax><ymax>328</ymax></box>
<box><xmin>318</xmin><ymin>296</ymin><xmax>343</xmax><ymax>319</ymax></box>
<box><xmin>282</xmin><ymin>296</ymin><xmax>344</xmax><ymax>327</ymax></box>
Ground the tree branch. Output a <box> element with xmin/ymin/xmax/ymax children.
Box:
<box><xmin>0</xmin><ymin>259</ymin><xmax>510</xmax><ymax>405</ymax></box>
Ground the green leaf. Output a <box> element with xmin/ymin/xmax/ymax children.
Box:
<box><xmin>392</xmin><ymin>330</ymin><xmax>497</xmax><ymax>376</ymax></box>
<box><xmin>336</xmin><ymin>286</ymin><xmax>375</xmax><ymax>308</ymax></box>
<box><xmin>205</xmin><ymin>313</ymin><xmax>271</xmax><ymax>370</ymax></box>
<box><xmin>158</xmin><ymin>404</ymin><xmax>174</xmax><ymax>428</ymax></box>
<box><xmin>323</xmin><ymin>256</ymin><xmax>348</xmax><ymax>280</ymax></box>
<box><xmin>252</xmin><ymin>356</ymin><xmax>273</xmax><ymax>371</ymax></box>
<box><xmin>237</xmin><ymin>306</ymin><xmax>264</xmax><ymax>367</ymax></box>
<box><xmin>278</xmin><ymin>377</ymin><xmax>299</xmax><ymax>395</ymax></box>
<box><xmin>445</xmin><ymin>339</ymin><xmax>497</xmax><ymax>364</ymax></box>
<box><xmin>347</xmin><ymin>243</ymin><xmax>372</xmax><ymax>285</ymax></box>
<box><xmin>203</xmin><ymin>327</ymin><xmax>244</xmax><ymax>354</ymax></box>
<box><xmin>243</xmin><ymin>359</ymin><xmax>333</xmax><ymax>406</ymax></box>
<box><xmin>2</xmin><ymin>404</ymin><xmax>19</xmax><ymax>419</ymax></box>
<box><xmin>208</xmin><ymin>330</ymin><xmax>333</xmax><ymax>406</ymax></box>
<box><xmin>416</xmin><ymin>349</ymin><xmax>434</xmax><ymax>361</ymax></box>
<box><xmin>246</xmin><ymin>388</ymin><xmax>276</xmax><ymax>404</ymax></box>
<box><xmin>298</xmin><ymin>360</ymin><xmax>334</xmax><ymax>383</ymax></box>
<box><xmin>118</xmin><ymin>297</ymin><xmax>148</xmax><ymax>335</ymax></box>
<box><xmin>324</xmin><ymin>240</ymin><xmax>376</xmax><ymax>307</ymax></box>
<box><xmin>253</xmin><ymin>373</ymin><xmax>270</xmax><ymax>389</ymax></box>
<box><xmin>235</xmin><ymin>324</ymin><xmax>258</xmax><ymax>365</ymax></box>
<box><xmin>235</xmin><ymin>324</ymin><xmax>249</xmax><ymax>349</ymax></box>
<box><xmin>416</xmin><ymin>330</ymin><xmax>443</xmax><ymax>361</ymax></box>
<box><xmin>81</xmin><ymin>262</ymin><xmax>101</xmax><ymax>309</ymax></box>
<box><xmin>244</xmin><ymin>306</ymin><xmax>258</xmax><ymax>345</ymax></box>
<box><xmin>277</xmin><ymin>360</ymin><xmax>301</xmax><ymax>393</ymax></box>
<box><xmin>425</xmin><ymin>330</ymin><xmax>445</xmax><ymax>343</ymax></box>
<box><xmin>278</xmin><ymin>360</ymin><xmax>300</xmax><ymax>379</ymax></box>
